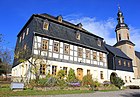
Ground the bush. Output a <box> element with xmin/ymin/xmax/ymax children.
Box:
<box><xmin>82</xmin><ymin>74</ymin><xmax>93</xmax><ymax>86</ymax></box>
<box><xmin>111</xmin><ymin>77</ymin><xmax>125</xmax><ymax>89</ymax></box>
<box><xmin>93</xmin><ymin>80</ymin><xmax>100</xmax><ymax>88</ymax></box>
<box><xmin>57</xmin><ymin>70</ymin><xmax>65</xmax><ymax>80</ymax></box>
<box><xmin>38</xmin><ymin>78</ymin><xmax>47</xmax><ymax>86</ymax></box>
<box><xmin>103</xmin><ymin>81</ymin><xmax>111</xmax><ymax>86</ymax></box>
<box><xmin>67</xmin><ymin>68</ymin><xmax>78</xmax><ymax>83</ymax></box>
<box><xmin>128</xmin><ymin>85</ymin><xmax>140</xmax><ymax>89</ymax></box>
<box><xmin>46</xmin><ymin>76</ymin><xmax>58</xmax><ymax>87</ymax></box>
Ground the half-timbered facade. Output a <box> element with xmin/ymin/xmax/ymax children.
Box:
<box><xmin>12</xmin><ymin>14</ymin><xmax>108</xmax><ymax>83</ymax></box>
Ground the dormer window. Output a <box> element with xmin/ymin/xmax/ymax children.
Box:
<box><xmin>76</xmin><ymin>31</ymin><xmax>80</xmax><ymax>40</ymax></box>
<box><xmin>77</xmin><ymin>23</ymin><xmax>82</xmax><ymax>29</ymax></box>
<box><xmin>57</xmin><ymin>15</ymin><xmax>63</xmax><ymax>22</ymax></box>
<box><xmin>97</xmin><ymin>39</ymin><xmax>101</xmax><ymax>46</ymax></box>
<box><xmin>43</xmin><ymin>19</ymin><xmax>49</xmax><ymax>30</ymax></box>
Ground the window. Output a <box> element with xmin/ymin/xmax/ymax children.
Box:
<box><xmin>76</xmin><ymin>32</ymin><xmax>80</xmax><ymax>40</ymax></box>
<box><xmin>99</xmin><ymin>53</ymin><xmax>103</xmax><ymax>61</ymax></box>
<box><xmin>40</xmin><ymin>64</ymin><xmax>46</xmax><ymax>75</ymax></box>
<box><xmin>78</xmin><ymin>48</ymin><xmax>83</xmax><ymax>58</ymax></box>
<box><xmin>118</xmin><ymin>60</ymin><xmax>121</xmax><ymax>65</ymax></box>
<box><xmin>93</xmin><ymin>52</ymin><xmax>97</xmax><ymax>60</ymax></box>
<box><xmin>63</xmin><ymin>67</ymin><xmax>67</xmax><ymax>75</ymax></box>
<box><xmin>43</xmin><ymin>21</ymin><xmax>49</xmax><ymax>30</ymax></box>
<box><xmin>100</xmin><ymin>71</ymin><xmax>104</xmax><ymax>79</ymax></box>
<box><xmin>127</xmin><ymin>33</ymin><xmax>129</xmax><ymax>40</ymax></box>
<box><xmin>26</xmin><ymin>28</ymin><xmax>29</xmax><ymax>35</ymax></box>
<box><xmin>97</xmin><ymin>39</ymin><xmax>101</xmax><ymax>46</ymax></box>
<box><xmin>129</xmin><ymin>76</ymin><xmax>131</xmax><ymax>82</ymax></box>
<box><xmin>22</xmin><ymin>33</ymin><xmax>25</xmax><ymax>39</ymax></box>
<box><xmin>19</xmin><ymin>36</ymin><xmax>22</xmax><ymax>43</ymax></box>
<box><xmin>77</xmin><ymin>23</ymin><xmax>82</xmax><ymax>28</ymax></box>
<box><xmin>24</xmin><ymin>44</ymin><xmax>27</xmax><ymax>50</ymax></box>
<box><xmin>128</xmin><ymin>62</ymin><xmax>130</xmax><ymax>67</ymax></box>
<box><xmin>125</xmin><ymin>76</ymin><xmax>127</xmax><ymax>82</ymax></box>
<box><xmin>57</xmin><ymin>15</ymin><xmax>63</xmax><ymax>22</ymax></box>
<box><xmin>64</xmin><ymin>44</ymin><xmax>70</xmax><ymax>55</ymax></box>
<box><xmin>42</xmin><ymin>40</ymin><xmax>48</xmax><ymax>50</ymax></box>
<box><xmin>86</xmin><ymin>50</ymin><xmax>90</xmax><ymax>59</ymax></box>
<box><xmin>124</xmin><ymin>61</ymin><xmax>126</xmax><ymax>66</ymax></box>
<box><xmin>52</xmin><ymin>65</ymin><xmax>57</xmax><ymax>75</ymax></box>
<box><xmin>53</xmin><ymin>42</ymin><xmax>59</xmax><ymax>53</ymax></box>
<box><xmin>87</xmin><ymin>70</ymin><xmax>90</xmax><ymax>75</ymax></box>
<box><xmin>119</xmin><ymin>34</ymin><xmax>121</xmax><ymax>41</ymax></box>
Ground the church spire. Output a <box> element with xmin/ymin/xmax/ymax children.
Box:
<box><xmin>115</xmin><ymin>6</ymin><xmax>129</xmax><ymax>32</ymax></box>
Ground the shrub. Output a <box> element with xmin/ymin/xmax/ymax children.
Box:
<box><xmin>128</xmin><ymin>85</ymin><xmax>140</xmax><ymax>89</ymax></box>
<box><xmin>46</xmin><ymin>76</ymin><xmax>58</xmax><ymax>87</ymax></box>
<box><xmin>57</xmin><ymin>70</ymin><xmax>65</xmax><ymax>80</ymax></box>
<box><xmin>67</xmin><ymin>68</ymin><xmax>78</xmax><ymax>83</ymax></box>
<box><xmin>111</xmin><ymin>77</ymin><xmax>125</xmax><ymax>89</ymax></box>
<box><xmin>82</xmin><ymin>74</ymin><xmax>93</xmax><ymax>86</ymax></box>
<box><xmin>93</xmin><ymin>80</ymin><xmax>100</xmax><ymax>88</ymax></box>
<box><xmin>37</xmin><ymin>78</ymin><xmax>47</xmax><ymax>86</ymax></box>
<box><xmin>28</xmin><ymin>79</ymin><xmax>37</xmax><ymax>89</ymax></box>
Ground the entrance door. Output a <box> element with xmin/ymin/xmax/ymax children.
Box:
<box><xmin>77</xmin><ymin>68</ymin><xmax>83</xmax><ymax>80</ymax></box>
<box><xmin>110</xmin><ymin>72</ymin><xmax>117</xmax><ymax>83</ymax></box>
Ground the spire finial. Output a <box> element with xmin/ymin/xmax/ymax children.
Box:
<box><xmin>118</xmin><ymin>3</ymin><xmax>121</xmax><ymax>11</ymax></box>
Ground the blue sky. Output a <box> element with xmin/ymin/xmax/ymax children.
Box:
<box><xmin>0</xmin><ymin>0</ymin><xmax>140</xmax><ymax>55</ymax></box>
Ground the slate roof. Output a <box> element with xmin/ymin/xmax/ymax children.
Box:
<box><xmin>114</xmin><ymin>40</ymin><xmax>135</xmax><ymax>47</ymax></box>
<box><xmin>135</xmin><ymin>51</ymin><xmax>140</xmax><ymax>59</ymax></box>
<box><xmin>18</xmin><ymin>13</ymin><xmax>107</xmax><ymax>53</ymax></box>
<box><xmin>105</xmin><ymin>44</ymin><xmax>132</xmax><ymax>60</ymax></box>
<box><xmin>35</xmin><ymin>13</ymin><xmax>103</xmax><ymax>39</ymax></box>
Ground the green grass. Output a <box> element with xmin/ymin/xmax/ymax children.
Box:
<box><xmin>99</xmin><ymin>89</ymin><xmax>120</xmax><ymax>92</ymax></box>
<box><xmin>0</xmin><ymin>88</ymin><xmax>93</xmax><ymax>96</ymax></box>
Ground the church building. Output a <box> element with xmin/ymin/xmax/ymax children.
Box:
<box><xmin>12</xmin><ymin>7</ymin><xmax>140</xmax><ymax>84</ymax></box>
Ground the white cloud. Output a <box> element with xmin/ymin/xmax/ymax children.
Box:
<box><xmin>130</xmin><ymin>26</ymin><xmax>140</xmax><ymax>51</ymax></box>
<box><xmin>65</xmin><ymin>15</ymin><xmax>140</xmax><ymax>51</ymax></box>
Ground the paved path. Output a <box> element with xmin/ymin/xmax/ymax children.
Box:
<box><xmin>14</xmin><ymin>89</ymin><xmax>140</xmax><ymax>97</ymax></box>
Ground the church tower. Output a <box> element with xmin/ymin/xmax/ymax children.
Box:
<box><xmin>114</xmin><ymin>7</ymin><xmax>138</xmax><ymax>78</ymax></box>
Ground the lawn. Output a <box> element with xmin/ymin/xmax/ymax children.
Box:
<box><xmin>0</xmin><ymin>87</ymin><xmax>93</xmax><ymax>96</ymax></box>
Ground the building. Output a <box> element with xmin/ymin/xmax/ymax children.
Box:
<box><xmin>114</xmin><ymin>7</ymin><xmax>140</xmax><ymax>79</ymax></box>
<box><xmin>12</xmin><ymin>7</ymin><xmax>140</xmax><ymax>84</ymax></box>
<box><xmin>105</xmin><ymin>44</ymin><xmax>133</xmax><ymax>83</ymax></box>
<box><xmin>12</xmin><ymin>13</ymin><xmax>108</xmax><ymax>83</ymax></box>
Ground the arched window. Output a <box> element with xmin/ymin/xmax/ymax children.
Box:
<box><xmin>119</xmin><ymin>34</ymin><xmax>121</xmax><ymax>41</ymax></box>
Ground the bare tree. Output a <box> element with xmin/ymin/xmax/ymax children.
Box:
<box><xmin>0</xmin><ymin>49</ymin><xmax>12</xmax><ymax>78</ymax></box>
<box><xmin>15</xmin><ymin>45</ymin><xmax>48</xmax><ymax>82</ymax></box>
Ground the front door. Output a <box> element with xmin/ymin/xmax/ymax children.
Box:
<box><xmin>77</xmin><ymin>68</ymin><xmax>83</xmax><ymax>80</ymax></box>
